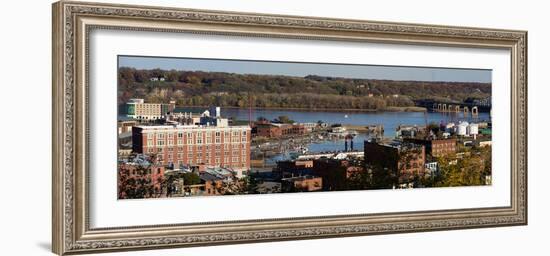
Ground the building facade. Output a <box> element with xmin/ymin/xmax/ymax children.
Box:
<box><xmin>118</xmin><ymin>120</ymin><xmax>138</xmax><ymax>134</ymax></box>
<box><xmin>118</xmin><ymin>163</ymin><xmax>165</xmax><ymax>199</ymax></box>
<box><xmin>254</xmin><ymin>123</ymin><xmax>306</xmax><ymax>138</ymax></box>
<box><xmin>404</xmin><ymin>138</ymin><xmax>456</xmax><ymax>157</ymax></box>
<box><xmin>132</xmin><ymin>124</ymin><xmax>251</xmax><ymax>172</ymax></box>
<box><xmin>364</xmin><ymin>140</ymin><xmax>426</xmax><ymax>183</ymax></box>
<box><xmin>126</xmin><ymin>98</ymin><xmax>176</xmax><ymax>120</ymax></box>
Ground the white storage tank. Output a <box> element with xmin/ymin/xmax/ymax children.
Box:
<box><xmin>457</xmin><ymin>121</ymin><xmax>468</xmax><ymax>136</ymax></box>
<box><xmin>468</xmin><ymin>123</ymin><xmax>479</xmax><ymax>135</ymax></box>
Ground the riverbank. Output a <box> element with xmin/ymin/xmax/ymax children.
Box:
<box><xmin>175</xmin><ymin>105</ymin><xmax>427</xmax><ymax>113</ymax></box>
<box><xmin>341</xmin><ymin>125</ymin><xmax>379</xmax><ymax>132</ymax></box>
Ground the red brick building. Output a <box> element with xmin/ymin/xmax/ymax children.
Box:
<box><xmin>280</xmin><ymin>124</ymin><xmax>306</xmax><ymax>136</ymax></box>
<box><xmin>254</xmin><ymin>123</ymin><xmax>306</xmax><ymax>138</ymax></box>
<box><xmin>132</xmin><ymin>124</ymin><xmax>251</xmax><ymax>172</ymax></box>
<box><xmin>118</xmin><ymin>163</ymin><xmax>165</xmax><ymax>199</ymax></box>
<box><xmin>255</xmin><ymin>124</ymin><xmax>282</xmax><ymax>138</ymax></box>
<box><xmin>404</xmin><ymin>138</ymin><xmax>456</xmax><ymax>157</ymax></box>
<box><xmin>364</xmin><ymin>140</ymin><xmax>426</xmax><ymax>184</ymax></box>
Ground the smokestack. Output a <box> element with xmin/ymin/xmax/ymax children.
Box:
<box><xmin>344</xmin><ymin>140</ymin><xmax>348</xmax><ymax>152</ymax></box>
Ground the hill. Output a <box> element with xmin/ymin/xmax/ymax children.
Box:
<box><xmin>118</xmin><ymin>67</ymin><xmax>491</xmax><ymax>111</ymax></box>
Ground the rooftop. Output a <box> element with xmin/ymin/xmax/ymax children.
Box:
<box><xmin>281</xmin><ymin>175</ymin><xmax>320</xmax><ymax>182</ymax></box>
<box><xmin>135</xmin><ymin>123</ymin><xmax>250</xmax><ymax>131</ymax></box>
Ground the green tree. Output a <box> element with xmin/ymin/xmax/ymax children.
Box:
<box><xmin>182</xmin><ymin>172</ymin><xmax>201</xmax><ymax>185</ymax></box>
<box><xmin>275</xmin><ymin>115</ymin><xmax>294</xmax><ymax>124</ymax></box>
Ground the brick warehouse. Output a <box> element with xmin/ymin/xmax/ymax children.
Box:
<box><xmin>132</xmin><ymin>124</ymin><xmax>251</xmax><ymax>172</ymax></box>
<box><xmin>364</xmin><ymin>140</ymin><xmax>426</xmax><ymax>184</ymax></box>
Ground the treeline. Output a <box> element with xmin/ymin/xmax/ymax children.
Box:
<box><xmin>175</xmin><ymin>93</ymin><xmax>411</xmax><ymax>110</ymax></box>
<box><xmin>118</xmin><ymin>67</ymin><xmax>491</xmax><ymax>110</ymax></box>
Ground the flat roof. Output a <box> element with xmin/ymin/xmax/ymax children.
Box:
<box><xmin>135</xmin><ymin>124</ymin><xmax>251</xmax><ymax>132</ymax></box>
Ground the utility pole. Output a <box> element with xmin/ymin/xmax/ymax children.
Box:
<box><xmin>248</xmin><ymin>93</ymin><xmax>253</xmax><ymax>127</ymax></box>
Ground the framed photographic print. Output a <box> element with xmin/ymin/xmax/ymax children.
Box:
<box><xmin>52</xmin><ymin>1</ymin><xmax>527</xmax><ymax>255</ymax></box>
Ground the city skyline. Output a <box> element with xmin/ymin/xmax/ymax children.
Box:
<box><xmin>119</xmin><ymin>55</ymin><xmax>492</xmax><ymax>83</ymax></box>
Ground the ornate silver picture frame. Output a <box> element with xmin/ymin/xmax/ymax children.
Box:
<box><xmin>52</xmin><ymin>1</ymin><xmax>527</xmax><ymax>255</ymax></box>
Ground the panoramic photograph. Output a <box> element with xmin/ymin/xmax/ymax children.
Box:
<box><xmin>117</xmin><ymin>56</ymin><xmax>492</xmax><ymax>199</ymax></box>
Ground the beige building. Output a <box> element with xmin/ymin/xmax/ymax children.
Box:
<box><xmin>126</xmin><ymin>99</ymin><xmax>176</xmax><ymax>120</ymax></box>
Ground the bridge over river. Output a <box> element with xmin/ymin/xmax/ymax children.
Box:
<box><xmin>414</xmin><ymin>99</ymin><xmax>491</xmax><ymax>115</ymax></box>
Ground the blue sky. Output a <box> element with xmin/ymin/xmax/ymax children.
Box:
<box><xmin>119</xmin><ymin>55</ymin><xmax>491</xmax><ymax>83</ymax></box>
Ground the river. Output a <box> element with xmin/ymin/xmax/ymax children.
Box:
<box><xmin>174</xmin><ymin>107</ymin><xmax>490</xmax><ymax>160</ymax></box>
<box><xmin>176</xmin><ymin>107</ymin><xmax>490</xmax><ymax>135</ymax></box>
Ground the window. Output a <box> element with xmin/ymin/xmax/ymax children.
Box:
<box><xmin>187</xmin><ymin>132</ymin><xmax>193</xmax><ymax>144</ymax></box>
<box><xmin>177</xmin><ymin>132</ymin><xmax>183</xmax><ymax>145</ymax></box>
<box><xmin>215</xmin><ymin>158</ymin><xmax>221</xmax><ymax>164</ymax></box>
<box><xmin>157</xmin><ymin>133</ymin><xmax>164</xmax><ymax>140</ymax></box>
<box><xmin>197</xmin><ymin>132</ymin><xmax>203</xmax><ymax>144</ymax></box>
<box><xmin>147</xmin><ymin>137</ymin><xmax>154</xmax><ymax>146</ymax></box>
<box><xmin>206</xmin><ymin>132</ymin><xmax>212</xmax><ymax>144</ymax></box>
<box><xmin>231</xmin><ymin>131</ymin><xmax>239</xmax><ymax>143</ymax></box>
<box><xmin>157</xmin><ymin>139</ymin><xmax>164</xmax><ymax>147</ymax></box>
<box><xmin>224</xmin><ymin>132</ymin><xmax>230</xmax><ymax>143</ymax></box>
<box><xmin>215</xmin><ymin>132</ymin><xmax>221</xmax><ymax>143</ymax></box>
<box><xmin>232</xmin><ymin>156</ymin><xmax>239</xmax><ymax>163</ymax></box>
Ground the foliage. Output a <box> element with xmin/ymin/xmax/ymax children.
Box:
<box><xmin>118</xmin><ymin>165</ymin><xmax>165</xmax><ymax>199</ymax></box>
<box><xmin>274</xmin><ymin>115</ymin><xmax>294</xmax><ymax>124</ymax></box>
<box><xmin>434</xmin><ymin>146</ymin><xmax>491</xmax><ymax>187</ymax></box>
<box><xmin>118</xmin><ymin>68</ymin><xmax>491</xmax><ymax>110</ymax></box>
<box><xmin>182</xmin><ymin>172</ymin><xmax>201</xmax><ymax>185</ymax></box>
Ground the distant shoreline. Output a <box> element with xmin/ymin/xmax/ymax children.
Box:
<box><xmin>175</xmin><ymin>105</ymin><xmax>428</xmax><ymax>113</ymax></box>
